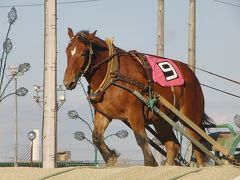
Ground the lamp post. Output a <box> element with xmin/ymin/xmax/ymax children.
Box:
<box><xmin>234</xmin><ymin>114</ymin><xmax>240</xmax><ymax>128</ymax></box>
<box><xmin>104</xmin><ymin>130</ymin><xmax>128</xmax><ymax>140</ymax></box>
<box><xmin>0</xmin><ymin>87</ymin><xmax>28</xmax><ymax>103</ymax></box>
<box><xmin>74</xmin><ymin>129</ymin><xmax>128</xmax><ymax>166</ymax></box>
<box><xmin>33</xmin><ymin>84</ymin><xmax>66</xmax><ymax>110</ymax></box>
<box><xmin>0</xmin><ymin>63</ymin><xmax>30</xmax><ymax>167</ymax></box>
<box><xmin>33</xmin><ymin>84</ymin><xmax>66</xmax><ymax>167</ymax></box>
<box><xmin>74</xmin><ymin>131</ymin><xmax>98</xmax><ymax>166</ymax></box>
<box><xmin>68</xmin><ymin>110</ymin><xmax>93</xmax><ymax>133</ymax></box>
<box><xmin>9</xmin><ymin>64</ymin><xmax>30</xmax><ymax>167</ymax></box>
<box><xmin>0</xmin><ymin>7</ymin><xmax>17</xmax><ymax>93</ymax></box>
<box><xmin>68</xmin><ymin>110</ymin><xmax>128</xmax><ymax>165</ymax></box>
<box><xmin>0</xmin><ymin>63</ymin><xmax>30</xmax><ymax>102</ymax></box>
<box><xmin>28</xmin><ymin>131</ymin><xmax>36</xmax><ymax>167</ymax></box>
<box><xmin>68</xmin><ymin>110</ymin><xmax>97</xmax><ymax>165</ymax></box>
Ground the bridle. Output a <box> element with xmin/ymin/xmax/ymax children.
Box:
<box><xmin>69</xmin><ymin>32</ymin><xmax>94</xmax><ymax>77</ymax></box>
<box><xmin>69</xmin><ymin>32</ymin><xmax>119</xmax><ymax>78</ymax></box>
<box><xmin>82</xmin><ymin>42</ymin><xmax>93</xmax><ymax>75</ymax></box>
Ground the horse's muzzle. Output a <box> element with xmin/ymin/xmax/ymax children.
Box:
<box><xmin>63</xmin><ymin>79</ymin><xmax>77</xmax><ymax>90</ymax></box>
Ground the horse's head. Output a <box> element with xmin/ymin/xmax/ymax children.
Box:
<box><xmin>63</xmin><ymin>28</ymin><xmax>97</xmax><ymax>90</ymax></box>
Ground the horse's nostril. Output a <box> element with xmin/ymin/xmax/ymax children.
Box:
<box><xmin>64</xmin><ymin>80</ymin><xmax>76</xmax><ymax>90</ymax></box>
<box><xmin>69</xmin><ymin>81</ymin><xmax>75</xmax><ymax>87</ymax></box>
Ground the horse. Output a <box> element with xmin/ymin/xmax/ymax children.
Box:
<box><xmin>63</xmin><ymin>28</ymin><xmax>209</xmax><ymax>167</ymax></box>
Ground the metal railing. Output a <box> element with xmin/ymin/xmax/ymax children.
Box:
<box><xmin>0</xmin><ymin>161</ymin><xmax>97</xmax><ymax>168</ymax></box>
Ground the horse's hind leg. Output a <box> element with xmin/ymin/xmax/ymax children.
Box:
<box><xmin>128</xmin><ymin>110</ymin><xmax>158</xmax><ymax>166</ymax></box>
<box><xmin>180</xmin><ymin>103</ymin><xmax>206</xmax><ymax>167</ymax></box>
<box><xmin>185</xmin><ymin>127</ymin><xmax>205</xmax><ymax>167</ymax></box>
<box><xmin>153</xmin><ymin>120</ymin><xmax>180</xmax><ymax>165</ymax></box>
<box><xmin>92</xmin><ymin>111</ymin><xmax>119</xmax><ymax>166</ymax></box>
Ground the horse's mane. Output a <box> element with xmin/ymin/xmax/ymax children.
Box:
<box><xmin>77</xmin><ymin>30</ymin><xmax>110</xmax><ymax>51</ymax></box>
<box><xmin>76</xmin><ymin>30</ymin><xmax>91</xmax><ymax>44</ymax></box>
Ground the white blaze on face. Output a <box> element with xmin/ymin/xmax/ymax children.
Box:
<box><xmin>71</xmin><ymin>47</ymin><xmax>76</xmax><ymax>57</ymax></box>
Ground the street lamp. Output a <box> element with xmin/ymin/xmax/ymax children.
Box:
<box><xmin>0</xmin><ymin>87</ymin><xmax>28</xmax><ymax>102</ymax></box>
<box><xmin>6</xmin><ymin>63</ymin><xmax>29</xmax><ymax>167</ymax></box>
<box><xmin>28</xmin><ymin>131</ymin><xmax>36</xmax><ymax>167</ymax></box>
<box><xmin>104</xmin><ymin>130</ymin><xmax>128</xmax><ymax>140</ymax></box>
<box><xmin>33</xmin><ymin>84</ymin><xmax>66</xmax><ymax>167</ymax></box>
<box><xmin>33</xmin><ymin>85</ymin><xmax>43</xmax><ymax>109</ymax></box>
<box><xmin>56</xmin><ymin>85</ymin><xmax>66</xmax><ymax>110</ymax></box>
<box><xmin>33</xmin><ymin>84</ymin><xmax>66</xmax><ymax>110</ymax></box>
<box><xmin>0</xmin><ymin>7</ymin><xmax>17</xmax><ymax>93</ymax></box>
<box><xmin>0</xmin><ymin>63</ymin><xmax>29</xmax><ymax>101</ymax></box>
<box><xmin>74</xmin><ymin>131</ymin><xmax>98</xmax><ymax>166</ymax></box>
<box><xmin>234</xmin><ymin>114</ymin><xmax>240</xmax><ymax>128</ymax></box>
<box><xmin>8</xmin><ymin>7</ymin><xmax>17</xmax><ymax>25</ymax></box>
<box><xmin>68</xmin><ymin>110</ymin><xmax>97</xmax><ymax>165</ymax></box>
<box><xmin>69</xmin><ymin>110</ymin><xmax>129</xmax><ymax>165</ymax></box>
<box><xmin>68</xmin><ymin>110</ymin><xmax>93</xmax><ymax>133</ymax></box>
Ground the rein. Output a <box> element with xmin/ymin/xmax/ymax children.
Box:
<box><xmin>91</xmin><ymin>50</ymin><xmax>119</xmax><ymax>72</ymax></box>
<box><xmin>83</xmin><ymin>43</ymin><xmax>93</xmax><ymax>75</ymax></box>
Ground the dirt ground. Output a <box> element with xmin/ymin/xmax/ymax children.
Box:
<box><xmin>0</xmin><ymin>165</ymin><xmax>239</xmax><ymax>180</ymax></box>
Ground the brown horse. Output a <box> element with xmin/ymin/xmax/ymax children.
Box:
<box><xmin>64</xmin><ymin>28</ymin><xmax>209</xmax><ymax>167</ymax></box>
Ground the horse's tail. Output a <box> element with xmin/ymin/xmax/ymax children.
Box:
<box><xmin>201</xmin><ymin>113</ymin><xmax>216</xmax><ymax>131</ymax></box>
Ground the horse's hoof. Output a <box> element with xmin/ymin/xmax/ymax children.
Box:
<box><xmin>106</xmin><ymin>156</ymin><xmax>118</xmax><ymax>167</ymax></box>
<box><xmin>144</xmin><ymin>160</ymin><xmax>158</xmax><ymax>167</ymax></box>
<box><xmin>153</xmin><ymin>161</ymin><xmax>158</xmax><ymax>167</ymax></box>
<box><xmin>164</xmin><ymin>161</ymin><xmax>174</xmax><ymax>166</ymax></box>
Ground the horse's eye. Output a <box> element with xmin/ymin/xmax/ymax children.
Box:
<box><xmin>81</xmin><ymin>52</ymin><xmax>88</xmax><ymax>57</ymax></box>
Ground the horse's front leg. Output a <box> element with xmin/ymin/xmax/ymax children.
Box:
<box><xmin>92</xmin><ymin>111</ymin><xmax>119</xmax><ymax>166</ymax></box>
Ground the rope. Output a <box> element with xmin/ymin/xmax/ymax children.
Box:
<box><xmin>78</xmin><ymin>79</ymin><xmax>95</xmax><ymax>123</ymax></box>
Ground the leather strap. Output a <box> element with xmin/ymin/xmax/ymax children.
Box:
<box><xmin>91</xmin><ymin>38</ymin><xmax>119</xmax><ymax>95</ymax></box>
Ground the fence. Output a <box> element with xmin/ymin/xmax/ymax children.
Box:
<box><xmin>0</xmin><ymin>161</ymin><xmax>96</xmax><ymax>168</ymax></box>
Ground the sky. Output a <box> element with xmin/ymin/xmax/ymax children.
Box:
<box><xmin>0</xmin><ymin>0</ymin><xmax>239</xmax><ymax>163</ymax></box>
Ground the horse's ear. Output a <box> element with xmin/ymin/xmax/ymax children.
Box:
<box><xmin>88</xmin><ymin>30</ymin><xmax>97</xmax><ymax>41</ymax></box>
<box><xmin>68</xmin><ymin>28</ymin><xmax>74</xmax><ymax>39</ymax></box>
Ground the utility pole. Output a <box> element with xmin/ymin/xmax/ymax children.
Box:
<box><xmin>157</xmin><ymin>0</ymin><xmax>164</xmax><ymax>57</ymax></box>
<box><xmin>14</xmin><ymin>75</ymin><xmax>18</xmax><ymax>167</ymax></box>
<box><xmin>8</xmin><ymin>66</ymin><xmax>21</xmax><ymax>167</ymax></box>
<box><xmin>156</xmin><ymin>0</ymin><xmax>165</xmax><ymax>165</ymax></box>
<box><xmin>188</xmin><ymin>0</ymin><xmax>196</xmax><ymax>73</ymax></box>
<box><xmin>42</xmin><ymin>0</ymin><xmax>57</xmax><ymax>168</ymax></box>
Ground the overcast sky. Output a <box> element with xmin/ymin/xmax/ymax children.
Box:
<box><xmin>0</xmin><ymin>0</ymin><xmax>239</xmax><ymax>162</ymax></box>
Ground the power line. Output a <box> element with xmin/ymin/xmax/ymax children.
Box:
<box><xmin>58</xmin><ymin>0</ymin><xmax>103</xmax><ymax>5</ymax></box>
<box><xmin>188</xmin><ymin>64</ymin><xmax>240</xmax><ymax>85</ymax></box>
<box><xmin>201</xmin><ymin>83</ymin><xmax>240</xmax><ymax>99</ymax></box>
<box><xmin>0</xmin><ymin>3</ymin><xmax>42</xmax><ymax>8</ymax></box>
<box><xmin>0</xmin><ymin>0</ymin><xmax>103</xmax><ymax>8</ymax></box>
<box><xmin>187</xmin><ymin>64</ymin><xmax>240</xmax><ymax>99</ymax></box>
<box><xmin>211</xmin><ymin>0</ymin><xmax>240</xmax><ymax>8</ymax></box>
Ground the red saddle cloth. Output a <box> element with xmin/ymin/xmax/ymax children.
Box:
<box><xmin>145</xmin><ymin>55</ymin><xmax>184</xmax><ymax>87</ymax></box>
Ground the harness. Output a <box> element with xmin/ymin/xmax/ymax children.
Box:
<box><xmin>86</xmin><ymin>38</ymin><xmax>155</xmax><ymax>103</ymax></box>
<box><xmin>87</xmin><ymin>38</ymin><xmax>120</xmax><ymax>101</ymax></box>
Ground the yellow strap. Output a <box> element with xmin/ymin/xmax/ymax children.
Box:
<box><xmin>92</xmin><ymin>37</ymin><xmax>118</xmax><ymax>94</ymax></box>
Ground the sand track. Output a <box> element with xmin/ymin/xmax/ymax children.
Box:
<box><xmin>0</xmin><ymin>165</ymin><xmax>239</xmax><ymax>180</ymax></box>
